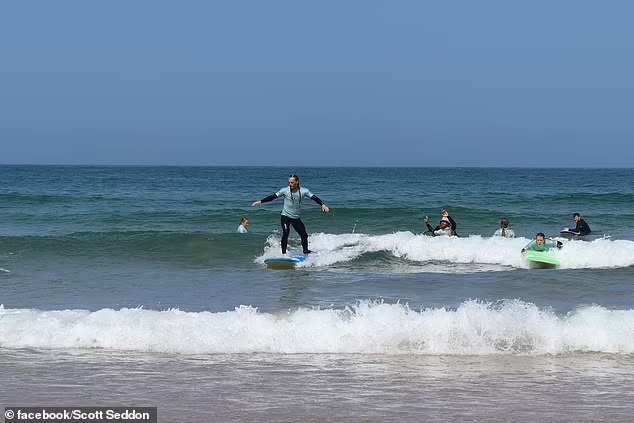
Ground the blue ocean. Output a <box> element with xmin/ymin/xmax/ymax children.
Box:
<box><xmin>1</xmin><ymin>166</ymin><xmax>633</xmax><ymax>422</ymax></box>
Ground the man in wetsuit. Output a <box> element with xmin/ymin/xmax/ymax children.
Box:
<box><xmin>565</xmin><ymin>213</ymin><xmax>592</xmax><ymax>236</ymax></box>
<box><xmin>252</xmin><ymin>174</ymin><xmax>330</xmax><ymax>255</ymax></box>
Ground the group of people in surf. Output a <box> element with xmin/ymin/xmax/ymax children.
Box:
<box><xmin>519</xmin><ymin>213</ymin><xmax>591</xmax><ymax>253</ymax></box>
<box><xmin>424</xmin><ymin>212</ymin><xmax>560</xmax><ymax>253</ymax></box>
<box><xmin>423</xmin><ymin>210</ymin><xmax>591</xmax><ymax>254</ymax></box>
<box><xmin>243</xmin><ymin>173</ymin><xmax>592</xmax><ymax>255</ymax></box>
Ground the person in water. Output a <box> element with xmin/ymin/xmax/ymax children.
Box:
<box><xmin>252</xmin><ymin>174</ymin><xmax>330</xmax><ymax>255</ymax></box>
<box><xmin>521</xmin><ymin>232</ymin><xmax>563</xmax><ymax>253</ymax></box>
<box><xmin>564</xmin><ymin>213</ymin><xmax>592</xmax><ymax>236</ymax></box>
<box><xmin>237</xmin><ymin>217</ymin><xmax>250</xmax><ymax>233</ymax></box>
<box><xmin>424</xmin><ymin>210</ymin><xmax>458</xmax><ymax>237</ymax></box>
<box><xmin>493</xmin><ymin>217</ymin><xmax>515</xmax><ymax>238</ymax></box>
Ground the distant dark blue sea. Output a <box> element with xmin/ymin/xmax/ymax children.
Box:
<box><xmin>1</xmin><ymin>166</ymin><xmax>633</xmax><ymax>422</ymax></box>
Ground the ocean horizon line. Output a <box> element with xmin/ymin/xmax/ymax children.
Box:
<box><xmin>1</xmin><ymin>163</ymin><xmax>632</xmax><ymax>170</ymax></box>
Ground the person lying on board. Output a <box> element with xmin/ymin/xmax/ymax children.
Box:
<box><xmin>564</xmin><ymin>213</ymin><xmax>592</xmax><ymax>236</ymax></box>
<box><xmin>493</xmin><ymin>217</ymin><xmax>515</xmax><ymax>238</ymax></box>
<box><xmin>424</xmin><ymin>210</ymin><xmax>458</xmax><ymax>237</ymax></box>
<box><xmin>521</xmin><ymin>232</ymin><xmax>563</xmax><ymax>253</ymax></box>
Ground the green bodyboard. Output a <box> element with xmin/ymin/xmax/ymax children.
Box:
<box><xmin>524</xmin><ymin>250</ymin><xmax>560</xmax><ymax>267</ymax></box>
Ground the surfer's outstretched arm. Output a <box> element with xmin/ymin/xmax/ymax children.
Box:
<box><xmin>252</xmin><ymin>194</ymin><xmax>279</xmax><ymax>206</ymax></box>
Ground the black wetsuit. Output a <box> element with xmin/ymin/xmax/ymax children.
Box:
<box><xmin>280</xmin><ymin>215</ymin><xmax>309</xmax><ymax>254</ymax></box>
<box><xmin>571</xmin><ymin>219</ymin><xmax>592</xmax><ymax>236</ymax></box>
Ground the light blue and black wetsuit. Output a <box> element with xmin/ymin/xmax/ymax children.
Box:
<box><xmin>259</xmin><ymin>186</ymin><xmax>326</xmax><ymax>254</ymax></box>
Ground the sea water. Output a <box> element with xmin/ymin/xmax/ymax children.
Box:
<box><xmin>1</xmin><ymin>166</ymin><xmax>633</xmax><ymax>422</ymax></box>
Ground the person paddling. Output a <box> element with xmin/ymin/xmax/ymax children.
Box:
<box><xmin>521</xmin><ymin>232</ymin><xmax>562</xmax><ymax>253</ymax></box>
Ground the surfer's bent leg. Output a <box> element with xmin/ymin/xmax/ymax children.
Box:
<box><xmin>291</xmin><ymin>218</ymin><xmax>310</xmax><ymax>253</ymax></box>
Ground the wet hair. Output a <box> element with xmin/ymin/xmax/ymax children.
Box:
<box><xmin>240</xmin><ymin>217</ymin><xmax>249</xmax><ymax>224</ymax></box>
<box><xmin>288</xmin><ymin>174</ymin><xmax>301</xmax><ymax>204</ymax></box>
<box><xmin>536</xmin><ymin>232</ymin><xmax>546</xmax><ymax>239</ymax></box>
<box><xmin>500</xmin><ymin>218</ymin><xmax>509</xmax><ymax>228</ymax></box>
<box><xmin>573</xmin><ymin>213</ymin><xmax>580</xmax><ymax>218</ymax></box>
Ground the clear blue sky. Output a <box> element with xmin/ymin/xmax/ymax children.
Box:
<box><xmin>2</xmin><ymin>1</ymin><xmax>632</xmax><ymax>167</ymax></box>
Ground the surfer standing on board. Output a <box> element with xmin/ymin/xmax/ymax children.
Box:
<box><xmin>252</xmin><ymin>174</ymin><xmax>330</xmax><ymax>255</ymax></box>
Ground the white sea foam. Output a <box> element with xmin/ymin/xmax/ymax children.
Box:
<box><xmin>257</xmin><ymin>232</ymin><xmax>634</xmax><ymax>271</ymax></box>
<box><xmin>1</xmin><ymin>300</ymin><xmax>633</xmax><ymax>355</ymax></box>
